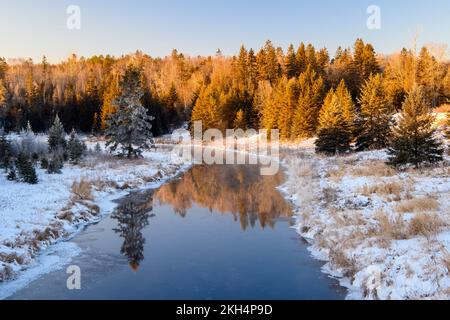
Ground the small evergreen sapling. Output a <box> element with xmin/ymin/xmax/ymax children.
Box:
<box><xmin>67</xmin><ymin>129</ymin><xmax>86</xmax><ymax>164</ymax></box>
<box><xmin>47</xmin><ymin>152</ymin><xmax>64</xmax><ymax>174</ymax></box>
<box><xmin>48</xmin><ymin>115</ymin><xmax>67</xmax><ymax>152</ymax></box>
<box><xmin>16</xmin><ymin>153</ymin><xmax>38</xmax><ymax>184</ymax></box>
<box><xmin>94</xmin><ymin>143</ymin><xmax>102</xmax><ymax>153</ymax></box>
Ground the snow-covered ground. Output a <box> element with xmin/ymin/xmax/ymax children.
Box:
<box><xmin>279</xmin><ymin>140</ymin><xmax>450</xmax><ymax>300</ymax></box>
<box><xmin>0</xmin><ymin>137</ymin><xmax>190</xmax><ymax>294</ymax></box>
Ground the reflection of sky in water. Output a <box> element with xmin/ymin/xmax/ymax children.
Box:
<box><xmin>9</xmin><ymin>165</ymin><xmax>345</xmax><ymax>300</ymax></box>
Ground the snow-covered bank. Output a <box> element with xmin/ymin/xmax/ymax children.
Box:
<box><xmin>279</xmin><ymin>140</ymin><xmax>450</xmax><ymax>299</ymax></box>
<box><xmin>0</xmin><ymin>139</ymin><xmax>190</xmax><ymax>292</ymax></box>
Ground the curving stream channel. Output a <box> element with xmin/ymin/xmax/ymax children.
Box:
<box><xmin>9</xmin><ymin>164</ymin><xmax>345</xmax><ymax>300</ymax></box>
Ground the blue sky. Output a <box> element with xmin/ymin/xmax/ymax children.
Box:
<box><xmin>0</xmin><ymin>0</ymin><xmax>449</xmax><ymax>62</ymax></box>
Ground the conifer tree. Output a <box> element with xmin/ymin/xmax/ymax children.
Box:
<box><xmin>105</xmin><ymin>65</ymin><xmax>155</xmax><ymax>158</ymax></box>
<box><xmin>263</xmin><ymin>40</ymin><xmax>280</xmax><ymax>84</ymax></box>
<box><xmin>277</xmin><ymin>77</ymin><xmax>298</xmax><ymax>139</ymax></box>
<box><xmin>295</xmin><ymin>43</ymin><xmax>307</xmax><ymax>75</ymax></box>
<box><xmin>0</xmin><ymin>79</ymin><xmax>9</xmax><ymax>128</ymax></box>
<box><xmin>247</xmin><ymin>49</ymin><xmax>258</xmax><ymax>93</ymax></box>
<box><xmin>6</xmin><ymin>166</ymin><xmax>17</xmax><ymax>181</ymax></box>
<box><xmin>48</xmin><ymin>115</ymin><xmax>66</xmax><ymax>152</ymax></box>
<box><xmin>16</xmin><ymin>153</ymin><xmax>38</xmax><ymax>184</ymax></box>
<box><xmin>67</xmin><ymin>129</ymin><xmax>85</xmax><ymax>164</ymax></box>
<box><xmin>237</xmin><ymin>45</ymin><xmax>249</xmax><ymax>88</ymax></box>
<box><xmin>315</xmin><ymin>94</ymin><xmax>352</xmax><ymax>155</ymax></box>
<box><xmin>284</xmin><ymin>44</ymin><xmax>297</xmax><ymax>79</ymax></box>
<box><xmin>0</xmin><ymin>128</ymin><xmax>12</xmax><ymax>169</ymax></box>
<box><xmin>387</xmin><ymin>86</ymin><xmax>444</xmax><ymax>167</ymax></box>
<box><xmin>233</xmin><ymin>109</ymin><xmax>247</xmax><ymax>129</ymax></box>
<box><xmin>291</xmin><ymin>67</ymin><xmax>324</xmax><ymax>138</ymax></box>
<box><xmin>334</xmin><ymin>80</ymin><xmax>357</xmax><ymax>136</ymax></box>
<box><xmin>94</xmin><ymin>143</ymin><xmax>102</xmax><ymax>153</ymax></box>
<box><xmin>356</xmin><ymin>74</ymin><xmax>394</xmax><ymax>150</ymax></box>
<box><xmin>47</xmin><ymin>152</ymin><xmax>64</xmax><ymax>174</ymax></box>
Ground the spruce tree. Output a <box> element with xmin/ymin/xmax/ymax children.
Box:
<box><xmin>105</xmin><ymin>65</ymin><xmax>155</xmax><ymax>158</ymax></box>
<box><xmin>16</xmin><ymin>153</ymin><xmax>38</xmax><ymax>184</ymax></box>
<box><xmin>47</xmin><ymin>152</ymin><xmax>64</xmax><ymax>174</ymax></box>
<box><xmin>48</xmin><ymin>115</ymin><xmax>66</xmax><ymax>152</ymax></box>
<box><xmin>0</xmin><ymin>128</ymin><xmax>12</xmax><ymax>169</ymax></box>
<box><xmin>67</xmin><ymin>129</ymin><xmax>85</xmax><ymax>164</ymax></box>
<box><xmin>6</xmin><ymin>166</ymin><xmax>17</xmax><ymax>181</ymax></box>
<box><xmin>387</xmin><ymin>87</ymin><xmax>444</xmax><ymax>167</ymax></box>
<box><xmin>94</xmin><ymin>143</ymin><xmax>102</xmax><ymax>153</ymax></box>
<box><xmin>356</xmin><ymin>74</ymin><xmax>394</xmax><ymax>150</ymax></box>
<box><xmin>315</xmin><ymin>93</ymin><xmax>352</xmax><ymax>155</ymax></box>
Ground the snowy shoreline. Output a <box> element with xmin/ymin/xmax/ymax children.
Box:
<box><xmin>0</xmin><ymin>140</ymin><xmax>192</xmax><ymax>298</ymax></box>
<box><xmin>278</xmin><ymin>141</ymin><xmax>450</xmax><ymax>300</ymax></box>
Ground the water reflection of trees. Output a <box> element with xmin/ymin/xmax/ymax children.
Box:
<box><xmin>112</xmin><ymin>190</ymin><xmax>154</xmax><ymax>271</ymax></box>
<box><xmin>154</xmin><ymin>165</ymin><xmax>292</xmax><ymax>230</ymax></box>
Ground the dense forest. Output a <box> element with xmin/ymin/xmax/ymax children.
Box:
<box><xmin>0</xmin><ymin>38</ymin><xmax>449</xmax><ymax>140</ymax></box>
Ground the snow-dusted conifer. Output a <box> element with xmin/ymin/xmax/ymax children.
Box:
<box><xmin>48</xmin><ymin>115</ymin><xmax>66</xmax><ymax>152</ymax></box>
<box><xmin>105</xmin><ymin>65</ymin><xmax>154</xmax><ymax>158</ymax></box>
<box><xmin>67</xmin><ymin>129</ymin><xmax>85</xmax><ymax>164</ymax></box>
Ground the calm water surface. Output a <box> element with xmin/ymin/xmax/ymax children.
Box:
<box><xmin>9</xmin><ymin>164</ymin><xmax>345</xmax><ymax>300</ymax></box>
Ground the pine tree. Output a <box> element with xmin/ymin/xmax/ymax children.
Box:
<box><xmin>67</xmin><ymin>129</ymin><xmax>85</xmax><ymax>164</ymax></box>
<box><xmin>356</xmin><ymin>74</ymin><xmax>394</xmax><ymax>150</ymax></box>
<box><xmin>48</xmin><ymin>115</ymin><xmax>66</xmax><ymax>152</ymax></box>
<box><xmin>105</xmin><ymin>65</ymin><xmax>155</xmax><ymax>158</ymax></box>
<box><xmin>315</xmin><ymin>94</ymin><xmax>352</xmax><ymax>155</ymax></box>
<box><xmin>16</xmin><ymin>153</ymin><xmax>38</xmax><ymax>184</ymax></box>
<box><xmin>387</xmin><ymin>86</ymin><xmax>444</xmax><ymax>167</ymax></box>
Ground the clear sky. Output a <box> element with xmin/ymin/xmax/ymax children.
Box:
<box><xmin>0</xmin><ymin>0</ymin><xmax>449</xmax><ymax>63</ymax></box>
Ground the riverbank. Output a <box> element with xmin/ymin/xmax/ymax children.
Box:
<box><xmin>0</xmin><ymin>138</ymin><xmax>191</xmax><ymax>288</ymax></box>
<box><xmin>279</xmin><ymin>140</ymin><xmax>450</xmax><ymax>299</ymax></box>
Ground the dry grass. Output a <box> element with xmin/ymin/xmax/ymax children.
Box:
<box><xmin>329</xmin><ymin>247</ymin><xmax>358</xmax><ymax>279</ymax></box>
<box><xmin>409</xmin><ymin>213</ymin><xmax>445</xmax><ymax>237</ymax></box>
<box><xmin>375</xmin><ymin>210</ymin><xmax>408</xmax><ymax>240</ymax></box>
<box><xmin>359</xmin><ymin>182</ymin><xmax>404</xmax><ymax>197</ymax></box>
<box><xmin>294</xmin><ymin>162</ymin><xmax>315</xmax><ymax>178</ymax></box>
<box><xmin>442</xmin><ymin>250</ymin><xmax>450</xmax><ymax>273</ymax></box>
<box><xmin>71</xmin><ymin>178</ymin><xmax>93</xmax><ymax>201</ymax></box>
<box><xmin>350</xmin><ymin>161</ymin><xmax>396</xmax><ymax>178</ymax></box>
<box><xmin>395</xmin><ymin>197</ymin><xmax>440</xmax><ymax>213</ymax></box>
<box><xmin>326</xmin><ymin>165</ymin><xmax>346</xmax><ymax>182</ymax></box>
<box><xmin>322</xmin><ymin>187</ymin><xmax>339</xmax><ymax>205</ymax></box>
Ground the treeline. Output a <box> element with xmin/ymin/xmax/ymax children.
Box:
<box><xmin>0</xmin><ymin>50</ymin><xmax>214</xmax><ymax>135</ymax></box>
<box><xmin>191</xmin><ymin>39</ymin><xmax>450</xmax><ymax>138</ymax></box>
<box><xmin>1</xmin><ymin>38</ymin><xmax>449</xmax><ymax>142</ymax></box>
